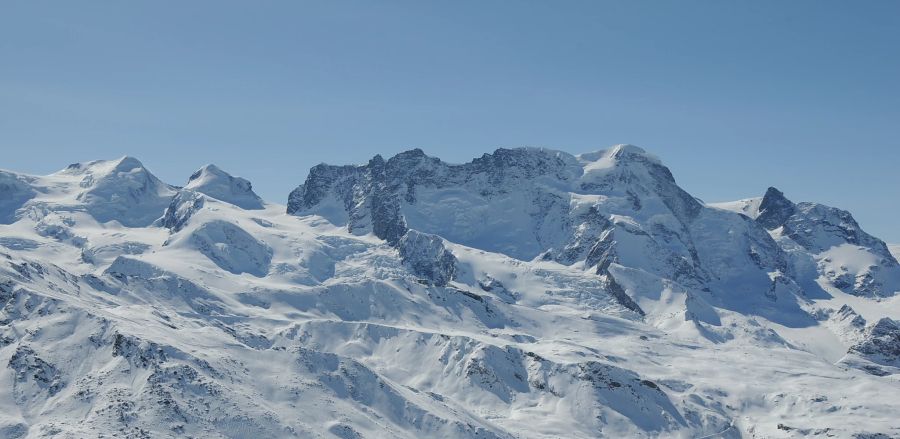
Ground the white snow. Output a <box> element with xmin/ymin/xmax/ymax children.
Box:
<box><xmin>184</xmin><ymin>164</ymin><xmax>264</xmax><ymax>210</ymax></box>
<box><xmin>0</xmin><ymin>150</ymin><xmax>897</xmax><ymax>438</ymax></box>
<box><xmin>708</xmin><ymin>197</ymin><xmax>763</xmax><ymax>219</ymax></box>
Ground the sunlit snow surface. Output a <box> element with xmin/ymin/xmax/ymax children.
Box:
<box><xmin>0</xmin><ymin>151</ymin><xmax>898</xmax><ymax>438</ymax></box>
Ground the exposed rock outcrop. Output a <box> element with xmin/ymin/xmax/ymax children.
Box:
<box><xmin>398</xmin><ymin>230</ymin><xmax>457</xmax><ymax>286</ymax></box>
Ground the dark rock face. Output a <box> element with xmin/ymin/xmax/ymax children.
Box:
<box><xmin>288</xmin><ymin>155</ymin><xmax>410</xmax><ymax>245</ymax></box>
<box><xmin>600</xmin><ymin>272</ymin><xmax>645</xmax><ymax>316</ymax></box>
<box><xmin>848</xmin><ymin>318</ymin><xmax>900</xmax><ymax>374</ymax></box>
<box><xmin>370</xmin><ymin>191</ymin><xmax>408</xmax><ymax>247</ymax></box>
<box><xmin>366</xmin><ymin>157</ymin><xmax>409</xmax><ymax>246</ymax></box>
<box><xmin>585</xmin><ymin>229</ymin><xmax>617</xmax><ymax>274</ymax></box>
<box><xmin>287</xmin><ymin>163</ymin><xmax>358</xmax><ymax>214</ymax></box>
<box><xmin>113</xmin><ymin>333</ymin><xmax>169</xmax><ymax>369</ymax></box>
<box><xmin>834</xmin><ymin>304</ymin><xmax>867</xmax><ymax>330</ymax></box>
<box><xmin>397</xmin><ymin>230</ymin><xmax>457</xmax><ymax>286</ymax></box>
<box><xmin>756</xmin><ymin>187</ymin><xmax>796</xmax><ymax>230</ymax></box>
<box><xmin>8</xmin><ymin>345</ymin><xmax>65</xmax><ymax>396</ymax></box>
<box><xmin>160</xmin><ymin>191</ymin><xmax>205</xmax><ymax>233</ymax></box>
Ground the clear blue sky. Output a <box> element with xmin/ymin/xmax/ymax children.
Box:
<box><xmin>2</xmin><ymin>1</ymin><xmax>898</xmax><ymax>241</ymax></box>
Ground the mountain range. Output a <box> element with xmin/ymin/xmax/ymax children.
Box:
<box><xmin>0</xmin><ymin>145</ymin><xmax>898</xmax><ymax>438</ymax></box>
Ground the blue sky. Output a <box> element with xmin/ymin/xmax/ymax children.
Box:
<box><xmin>2</xmin><ymin>1</ymin><xmax>898</xmax><ymax>241</ymax></box>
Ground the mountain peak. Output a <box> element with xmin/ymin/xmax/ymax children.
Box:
<box><xmin>762</xmin><ymin>186</ymin><xmax>789</xmax><ymax>204</ymax></box>
<box><xmin>111</xmin><ymin>155</ymin><xmax>144</xmax><ymax>172</ymax></box>
<box><xmin>611</xmin><ymin>143</ymin><xmax>653</xmax><ymax>159</ymax></box>
<box><xmin>53</xmin><ymin>156</ymin><xmax>176</xmax><ymax>227</ymax></box>
<box><xmin>184</xmin><ymin>164</ymin><xmax>263</xmax><ymax>210</ymax></box>
<box><xmin>187</xmin><ymin>164</ymin><xmax>229</xmax><ymax>183</ymax></box>
<box><xmin>757</xmin><ymin>186</ymin><xmax>796</xmax><ymax>229</ymax></box>
<box><xmin>60</xmin><ymin>155</ymin><xmax>147</xmax><ymax>176</ymax></box>
<box><xmin>578</xmin><ymin>144</ymin><xmax>660</xmax><ymax>166</ymax></box>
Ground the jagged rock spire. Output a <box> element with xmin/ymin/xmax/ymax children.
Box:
<box><xmin>756</xmin><ymin>187</ymin><xmax>796</xmax><ymax>229</ymax></box>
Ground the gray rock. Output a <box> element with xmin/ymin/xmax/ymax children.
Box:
<box><xmin>8</xmin><ymin>345</ymin><xmax>65</xmax><ymax>396</ymax></box>
<box><xmin>398</xmin><ymin>230</ymin><xmax>457</xmax><ymax>286</ymax></box>
<box><xmin>848</xmin><ymin>318</ymin><xmax>900</xmax><ymax>372</ymax></box>
<box><xmin>159</xmin><ymin>190</ymin><xmax>205</xmax><ymax>232</ymax></box>
<box><xmin>756</xmin><ymin>187</ymin><xmax>796</xmax><ymax>230</ymax></box>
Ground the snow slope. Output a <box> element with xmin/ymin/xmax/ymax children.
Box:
<box><xmin>184</xmin><ymin>164</ymin><xmax>264</xmax><ymax>210</ymax></box>
<box><xmin>0</xmin><ymin>148</ymin><xmax>898</xmax><ymax>438</ymax></box>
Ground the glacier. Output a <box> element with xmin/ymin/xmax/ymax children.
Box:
<box><xmin>0</xmin><ymin>148</ymin><xmax>898</xmax><ymax>438</ymax></box>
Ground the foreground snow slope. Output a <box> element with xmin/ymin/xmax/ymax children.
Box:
<box><xmin>0</xmin><ymin>150</ymin><xmax>898</xmax><ymax>438</ymax></box>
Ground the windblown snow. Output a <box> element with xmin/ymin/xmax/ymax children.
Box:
<box><xmin>0</xmin><ymin>149</ymin><xmax>898</xmax><ymax>438</ymax></box>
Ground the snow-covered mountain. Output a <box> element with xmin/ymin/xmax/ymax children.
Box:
<box><xmin>1</xmin><ymin>148</ymin><xmax>899</xmax><ymax>438</ymax></box>
<box><xmin>712</xmin><ymin>187</ymin><xmax>900</xmax><ymax>299</ymax></box>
